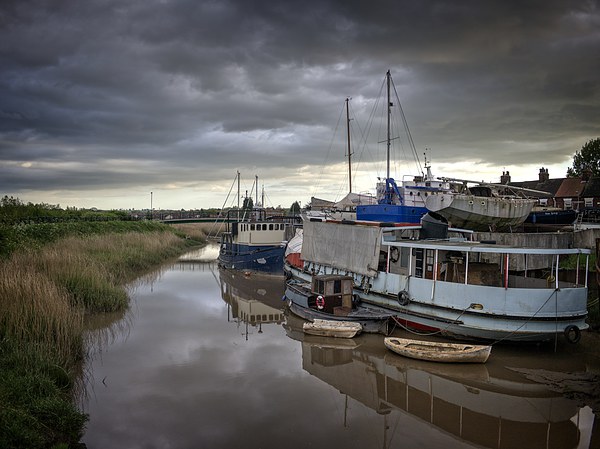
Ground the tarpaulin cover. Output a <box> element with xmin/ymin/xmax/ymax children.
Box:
<box><xmin>301</xmin><ymin>221</ymin><xmax>381</xmax><ymax>277</ymax></box>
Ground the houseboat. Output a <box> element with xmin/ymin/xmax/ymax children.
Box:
<box><xmin>285</xmin><ymin>219</ymin><xmax>590</xmax><ymax>343</ymax></box>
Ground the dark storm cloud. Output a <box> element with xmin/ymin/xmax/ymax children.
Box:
<box><xmin>0</xmin><ymin>0</ymin><xmax>599</xmax><ymax>206</ymax></box>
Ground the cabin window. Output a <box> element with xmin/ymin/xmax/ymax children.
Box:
<box><xmin>262</xmin><ymin>224</ymin><xmax>267</xmax><ymax>230</ymax></box>
<box><xmin>315</xmin><ymin>279</ymin><xmax>324</xmax><ymax>294</ymax></box>
<box><xmin>333</xmin><ymin>279</ymin><xmax>342</xmax><ymax>294</ymax></box>
<box><xmin>585</xmin><ymin>198</ymin><xmax>593</xmax><ymax>208</ymax></box>
<box><xmin>251</xmin><ymin>224</ymin><xmax>255</xmax><ymax>230</ymax></box>
<box><xmin>539</xmin><ymin>199</ymin><xmax>548</xmax><ymax>206</ymax></box>
<box><xmin>269</xmin><ymin>224</ymin><xmax>274</xmax><ymax>230</ymax></box>
<box><xmin>397</xmin><ymin>247</ymin><xmax>409</xmax><ymax>269</ymax></box>
<box><xmin>413</xmin><ymin>248</ymin><xmax>424</xmax><ymax>278</ymax></box>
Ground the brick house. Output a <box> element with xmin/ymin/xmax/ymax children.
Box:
<box><xmin>507</xmin><ymin>168</ymin><xmax>600</xmax><ymax>215</ymax></box>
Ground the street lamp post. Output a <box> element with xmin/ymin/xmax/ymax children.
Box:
<box><xmin>150</xmin><ymin>191</ymin><xmax>153</xmax><ymax>220</ymax></box>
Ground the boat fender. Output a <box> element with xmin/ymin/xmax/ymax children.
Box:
<box><xmin>564</xmin><ymin>325</ymin><xmax>581</xmax><ymax>344</ymax></box>
<box><xmin>316</xmin><ymin>295</ymin><xmax>325</xmax><ymax>310</ymax></box>
<box><xmin>398</xmin><ymin>290</ymin><xmax>410</xmax><ymax>306</ymax></box>
<box><xmin>285</xmin><ymin>270</ymin><xmax>292</xmax><ymax>280</ymax></box>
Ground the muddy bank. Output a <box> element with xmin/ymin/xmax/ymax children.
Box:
<box><xmin>509</xmin><ymin>331</ymin><xmax>600</xmax><ymax>415</ymax></box>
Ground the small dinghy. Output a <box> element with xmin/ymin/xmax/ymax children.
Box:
<box><xmin>384</xmin><ymin>337</ymin><xmax>491</xmax><ymax>363</ymax></box>
<box><xmin>303</xmin><ymin>319</ymin><xmax>363</xmax><ymax>338</ymax></box>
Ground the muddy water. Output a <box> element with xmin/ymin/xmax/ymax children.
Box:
<box><xmin>82</xmin><ymin>244</ymin><xmax>599</xmax><ymax>449</ymax></box>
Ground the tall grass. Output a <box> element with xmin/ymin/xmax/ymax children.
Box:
<box><xmin>0</xmin><ymin>228</ymin><xmax>197</xmax><ymax>448</ymax></box>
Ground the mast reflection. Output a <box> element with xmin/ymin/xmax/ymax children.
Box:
<box><xmin>219</xmin><ymin>268</ymin><xmax>286</xmax><ymax>339</ymax></box>
<box><xmin>284</xmin><ymin>312</ymin><xmax>594</xmax><ymax>449</ymax></box>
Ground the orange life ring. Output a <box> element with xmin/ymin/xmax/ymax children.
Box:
<box><xmin>316</xmin><ymin>295</ymin><xmax>325</xmax><ymax>310</ymax></box>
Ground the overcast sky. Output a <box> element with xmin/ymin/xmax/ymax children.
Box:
<box><xmin>1</xmin><ymin>0</ymin><xmax>599</xmax><ymax>210</ymax></box>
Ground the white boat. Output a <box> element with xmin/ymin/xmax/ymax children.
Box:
<box><xmin>356</xmin><ymin>71</ymin><xmax>454</xmax><ymax>224</ymax></box>
<box><xmin>303</xmin><ymin>319</ymin><xmax>362</xmax><ymax>338</ymax></box>
<box><xmin>384</xmin><ymin>337</ymin><xmax>491</xmax><ymax>363</ymax></box>
<box><xmin>425</xmin><ymin>183</ymin><xmax>538</xmax><ymax>231</ymax></box>
<box><xmin>285</xmin><ymin>218</ymin><xmax>590</xmax><ymax>343</ymax></box>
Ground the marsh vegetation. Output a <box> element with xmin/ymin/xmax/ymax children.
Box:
<box><xmin>0</xmin><ymin>200</ymin><xmax>207</xmax><ymax>448</ymax></box>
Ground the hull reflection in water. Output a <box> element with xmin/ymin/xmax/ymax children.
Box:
<box><xmin>284</xmin><ymin>312</ymin><xmax>592</xmax><ymax>449</ymax></box>
<box><xmin>219</xmin><ymin>267</ymin><xmax>286</xmax><ymax>339</ymax></box>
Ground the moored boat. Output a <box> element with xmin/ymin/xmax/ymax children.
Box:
<box><xmin>525</xmin><ymin>207</ymin><xmax>578</xmax><ymax>225</ymax></box>
<box><xmin>303</xmin><ymin>319</ymin><xmax>362</xmax><ymax>338</ymax></box>
<box><xmin>355</xmin><ymin>70</ymin><xmax>453</xmax><ymax>225</ymax></box>
<box><xmin>285</xmin><ymin>274</ymin><xmax>394</xmax><ymax>334</ymax></box>
<box><xmin>285</xmin><ymin>218</ymin><xmax>591</xmax><ymax>343</ymax></box>
<box><xmin>425</xmin><ymin>184</ymin><xmax>537</xmax><ymax>231</ymax></box>
<box><xmin>218</xmin><ymin>211</ymin><xmax>292</xmax><ymax>275</ymax></box>
<box><xmin>384</xmin><ymin>337</ymin><xmax>492</xmax><ymax>363</ymax></box>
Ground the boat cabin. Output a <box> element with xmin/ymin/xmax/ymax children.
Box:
<box><xmin>310</xmin><ymin>274</ymin><xmax>355</xmax><ymax>315</ymax></box>
<box><xmin>383</xmin><ymin>238</ymin><xmax>589</xmax><ymax>290</ymax></box>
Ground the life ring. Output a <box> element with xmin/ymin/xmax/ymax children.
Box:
<box><xmin>398</xmin><ymin>290</ymin><xmax>410</xmax><ymax>306</ymax></box>
<box><xmin>390</xmin><ymin>247</ymin><xmax>400</xmax><ymax>263</ymax></box>
<box><xmin>316</xmin><ymin>295</ymin><xmax>325</xmax><ymax>310</ymax></box>
<box><xmin>564</xmin><ymin>325</ymin><xmax>581</xmax><ymax>344</ymax></box>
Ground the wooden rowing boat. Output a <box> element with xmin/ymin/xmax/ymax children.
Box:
<box><xmin>303</xmin><ymin>319</ymin><xmax>362</xmax><ymax>338</ymax></box>
<box><xmin>384</xmin><ymin>337</ymin><xmax>491</xmax><ymax>363</ymax></box>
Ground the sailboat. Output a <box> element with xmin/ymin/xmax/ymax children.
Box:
<box><xmin>425</xmin><ymin>178</ymin><xmax>541</xmax><ymax>232</ymax></box>
<box><xmin>356</xmin><ymin>71</ymin><xmax>453</xmax><ymax>224</ymax></box>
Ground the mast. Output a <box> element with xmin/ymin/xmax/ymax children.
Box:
<box><xmin>386</xmin><ymin>70</ymin><xmax>391</xmax><ymax>181</ymax></box>
<box><xmin>237</xmin><ymin>170</ymin><xmax>240</xmax><ymax>220</ymax></box>
<box><xmin>255</xmin><ymin>174</ymin><xmax>259</xmax><ymax>206</ymax></box>
<box><xmin>346</xmin><ymin>97</ymin><xmax>352</xmax><ymax>193</ymax></box>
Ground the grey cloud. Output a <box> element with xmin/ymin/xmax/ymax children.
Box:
<box><xmin>1</xmin><ymin>0</ymin><xmax>599</xmax><ymax>207</ymax></box>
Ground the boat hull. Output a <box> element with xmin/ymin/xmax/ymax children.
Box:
<box><xmin>356</xmin><ymin>204</ymin><xmax>428</xmax><ymax>224</ymax></box>
<box><xmin>425</xmin><ymin>193</ymin><xmax>536</xmax><ymax>231</ymax></box>
<box><xmin>218</xmin><ymin>243</ymin><xmax>285</xmax><ymax>275</ymax></box>
<box><xmin>285</xmin><ymin>262</ymin><xmax>589</xmax><ymax>343</ymax></box>
<box><xmin>525</xmin><ymin>209</ymin><xmax>577</xmax><ymax>225</ymax></box>
<box><xmin>384</xmin><ymin>337</ymin><xmax>491</xmax><ymax>363</ymax></box>
<box><xmin>303</xmin><ymin>319</ymin><xmax>362</xmax><ymax>338</ymax></box>
<box><xmin>285</xmin><ymin>283</ymin><xmax>392</xmax><ymax>334</ymax></box>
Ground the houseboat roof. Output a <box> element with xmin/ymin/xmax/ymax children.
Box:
<box><xmin>382</xmin><ymin>237</ymin><xmax>591</xmax><ymax>255</ymax></box>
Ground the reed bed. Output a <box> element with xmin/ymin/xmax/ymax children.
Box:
<box><xmin>0</xmin><ymin>228</ymin><xmax>196</xmax><ymax>448</ymax></box>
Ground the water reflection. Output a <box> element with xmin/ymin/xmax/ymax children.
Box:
<box><xmin>82</xmin><ymin>245</ymin><xmax>598</xmax><ymax>449</ymax></box>
<box><xmin>284</xmin><ymin>313</ymin><xmax>596</xmax><ymax>449</ymax></box>
<box><xmin>219</xmin><ymin>268</ymin><xmax>286</xmax><ymax>339</ymax></box>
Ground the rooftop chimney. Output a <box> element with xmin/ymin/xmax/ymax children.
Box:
<box><xmin>500</xmin><ymin>170</ymin><xmax>511</xmax><ymax>184</ymax></box>
<box><xmin>539</xmin><ymin>167</ymin><xmax>549</xmax><ymax>182</ymax></box>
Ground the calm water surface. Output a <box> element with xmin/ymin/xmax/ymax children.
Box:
<box><xmin>82</xmin><ymin>244</ymin><xmax>598</xmax><ymax>449</ymax></box>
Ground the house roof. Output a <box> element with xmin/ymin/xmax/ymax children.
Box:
<box><xmin>555</xmin><ymin>177</ymin><xmax>586</xmax><ymax>198</ymax></box>
<box><xmin>508</xmin><ymin>178</ymin><xmax>564</xmax><ymax>197</ymax></box>
<box><xmin>582</xmin><ymin>177</ymin><xmax>600</xmax><ymax>198</ymax></box>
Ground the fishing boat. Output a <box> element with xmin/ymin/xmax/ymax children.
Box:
<box><xmin>217</xmin><ymin>173</ymin><xmax>297</xmax><ymax>275</ymax></box>
<box><xmin>384</xmin><ymin>337</ymin><xmax>491</xmax><ymax>363</ymax></box>
<box><xmin>285</xmin><ymin>274</ymin><xmax>394</xmax><ymax>334</ymax></box>
<box><xmin>285</xmin><ymin>218</ymin><xmax>591</xmax><ymax>343</ymax></box>
<box><xmin>356</xmin><ymin>71</ymin><xmax>454</xmax><ymax>224</ymax></box>
<box><xmin>425</xmin><ymin>182</ymin><xmax>538</xmax><ymax>231</ymax></box>
<box><xmin>303</xmin><ymin>319</ymin><xmax>362</xmax><ymax>338</ymax></box>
